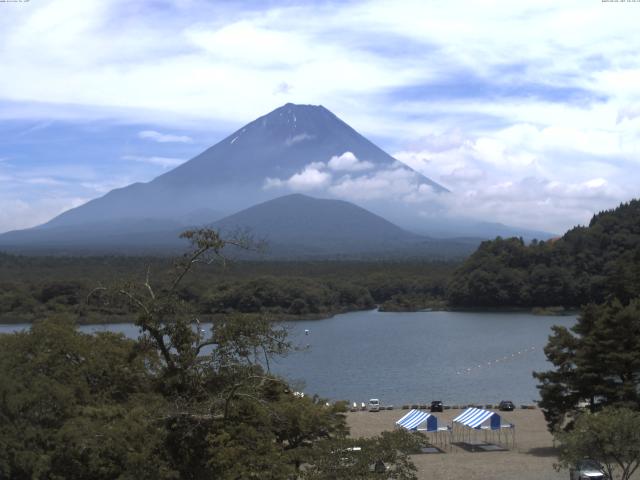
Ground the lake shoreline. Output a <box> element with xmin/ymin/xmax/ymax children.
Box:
<box><xmin>0</xmin><ymin>304</ymin><xmax>579</xmax><ymax>325</ymax></box>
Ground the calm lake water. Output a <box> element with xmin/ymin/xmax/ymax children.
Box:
<box><xmin>0</xmin><ymin>310</ymin><xmax>575</xmax><ymax>406</ymax></box>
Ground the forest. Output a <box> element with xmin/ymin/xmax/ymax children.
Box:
<box><xmin>0</xmin><ymin>253</ymin><xmax>454</xmax><ymax>324</ymax></box>
<box><xmin>447</xmin><ymin>199</ymin><xmax>640</xmax><ymax>308</ymax></box>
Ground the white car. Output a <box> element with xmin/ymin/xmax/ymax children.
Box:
<box><xmin>368</xmin><ymin>398</ymin><xmax>381</xmax><ymax>412</ymax></box>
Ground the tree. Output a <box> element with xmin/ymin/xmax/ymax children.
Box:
<box><xmin>534</xmin><ymin>298</ymin><xmax>640</xmax><ymax>432</ymax></box>
<box><xmin>555</xmin><ymin>407</ymin><xmax>640</xmax><ymax>480</ymax></box>
<box><xmin>301</xmin><ymin>429</ymin><xmax>422</xmax><ymax>480</ymax></box>
<box><xmin>120</xmin><ymin>228</ymin><xmax>419</xmax><ymax>477</ymax></box>
<box><xmin>0</xmin><ymin>317</ymin><xmax>174</xmax><ymax>480</ymax></box>
<box><xmin>105</xmin><ymin>229</ymin><xmax>324</xmax><ymax>477</ymax></box>
<box><xmin>1</xmin><ymin>229</ymin><xmax>420</xmax><ymax>478</ymax></box>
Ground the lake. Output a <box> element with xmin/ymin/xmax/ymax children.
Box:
<box><xmin>0</xmin><ymin>309</ymin><xmax>575</xmax><ymax>406</ymax></box>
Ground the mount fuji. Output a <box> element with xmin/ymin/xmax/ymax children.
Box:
<box><xmin>37</xmin><ymin>103</ymin><xmax>446</xmax><ymax>229</ymax></box>
<box><xmin>0</xmin><ymin>103</ymin><xmax>551</xmax><ymax>255</ymax></box>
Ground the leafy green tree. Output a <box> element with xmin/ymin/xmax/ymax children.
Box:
<box><xmin>534</xmin><ymin>298</ymin><xmax>640</xmax><ymax>432</ymax></box>
<box><xmin>0</xmin><ymin>318</ymin><xmax>174</xmax><ymax>480</ymax></box>
<box><xmin>555</xmin><ymin>407</ymin><xmax>640</xmax><ymax>480</ymax></box>
<box><xmin>99</xmin><ymin>228</ymin><xmax>416</xmax><ymax>477</ymax></box>
<box><xmin>301</xmin><ymin>430</ymin><xmax>421</xmax><ymax>480</ymax></box>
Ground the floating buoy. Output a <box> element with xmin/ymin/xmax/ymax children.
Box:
<box><xmin>455</xmin><ymin>345</ymin><xmax>540</xmax><ymax>376</ymax></box>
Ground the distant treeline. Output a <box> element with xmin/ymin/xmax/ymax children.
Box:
<box><xmin>0</xmin><ymin>255</ymin><xmax>455</xmax><ymax>323</ymax></box>
<box><xmin>447</xmin><ymin>200</ymin><xmax>640</xmax><ymax>308</ymax></box>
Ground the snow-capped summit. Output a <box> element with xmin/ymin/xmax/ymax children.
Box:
<box><xmin>152</xmin><ymin>103</ymin><xmax>445</xmax><ymax>191</ymax></box>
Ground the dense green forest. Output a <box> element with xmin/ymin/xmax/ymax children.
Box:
<box><xmin>447</xmin><ymin>200</ymin><xmax>640</xmax><ymax>308</ymax></box>
<box><xmin>0</xmin><ymin>253</ymin><xmax>454</xmax><ymax>323</ymax></box>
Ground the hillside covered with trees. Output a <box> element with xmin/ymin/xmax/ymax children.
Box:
<box><xmin>447</xmin><ymin>200</ymin><xmax>640</xmax><ymax>308</ymax></box>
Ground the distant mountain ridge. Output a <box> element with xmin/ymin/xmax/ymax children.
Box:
<box><xmin>0</xmin><ymin>193</ymin><xmax>480</xmax><ymax>258</ymax></box>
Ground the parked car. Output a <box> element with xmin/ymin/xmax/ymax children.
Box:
<box><xmin>569</xmin><ymin>459</ymin><xmax>608</xmax><ymax>480</ymax></box>
<box><xmin>498</xmin><ymin>400</ymin><xmax>515</xmax><ymax>411</ymax></box>
<box><xmin>430</xmin><ymin>400</ymin><xmax>443</xmax><ymax>412</ymax></box>
<box><xmin>368</xmin><ymin>398</ymin><xmax>380</xmax><ymax>412</ymax></box>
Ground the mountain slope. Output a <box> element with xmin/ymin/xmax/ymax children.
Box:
<box><xmin>211</xmin><ymin>193</ymin><xmax>423</xmax><ymax>256</ymax></box>
<box><xmin>209</xmin><ymin>194</ymin><xmax>481</xmax><ymax>259</ymax></box>
<box><xmin>37</xmin><ymin>103</ymin><xmax>446</xmax><ymax>230</ymax></box>
<box><xmin>157</xmin><ymin>103</ymin><xmax>447</xmax><ymax>191</ymax></box>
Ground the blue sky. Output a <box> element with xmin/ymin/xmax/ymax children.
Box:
<box><xmin>0</xmin><ymin>0</ymin><xmax>639</xmax><ymax>233</ymax></box>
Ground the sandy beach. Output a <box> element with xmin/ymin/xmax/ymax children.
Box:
<box><xmin>347</xmin><ymin>407</ymin><xmax>566</xmax><ymax>480</ymax></box>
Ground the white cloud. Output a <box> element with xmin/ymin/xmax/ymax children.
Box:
<box><xmin>265</xmin><ymin>164</ymin><xmax>331</xmax><ymax>191</ymax></box>
<box><xmin>392</xmin><ymin>124</ymin><xmax>632</xmax><ymax>232</ymax></box>
<box><xmin>265</xmin><ymin>156</ymin><xmax>438</xmax><ymax>204</ymax></box>
<box><xmin>24</xmin><ymin>177</ymin><xmax>67</xmax><ymax>186</ymax></box>
<box><xmin>434</xmin><ymin>176</ymin><xmax>624</xmax><ymax>233</ymax></box>
<box><xmin>122</xmin><ymin>155</ymin><xmax>186</xmax><ymax>168</ymax></box>
<box><xmin>329</xmin><ymin>174</ymin><xmax>391</xmax><ymax>201</ymax></box>
<box><xmin>288</xmin><ymin>167</ymin><xmax>331</xmax><ymax>190</ymax></box>
<box><xmin>327</xmin><ymin>152</ymin><xmax>374</xmax><ymax>172</ymax></box>
<box><xmin>138</xmin><ymin>130</ymin><xmax>192</xmax><ymax>143</ymax></box>
<box><xmin>0</xmin><ymin>0</ymin><xmax>637</xmax><ymax>134</ymax></box>
<box><xmin>329</xmin><ymin>165</ymin><xmax>428</xmax><ymax>202</ymax></box>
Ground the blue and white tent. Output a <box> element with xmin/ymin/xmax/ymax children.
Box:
<box><xmin>396</xmin><ymin>409</ymin><xmax>451</xmax><ymax>448</ymax></box>
<box><xmin>396</xmin><ymin>409</ymin><xmax>437</xmax><ymax>432</ymax></box>
<box><xmin>453</xmin><ymin>407</ymin><xmax>501</xmax><ymax>430</ymax></box>
<box><xmin>451</xmin><ymin>407</ymin><xmax>515</xmax><ymax>448</ymax></box>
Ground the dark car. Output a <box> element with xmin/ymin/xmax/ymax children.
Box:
<box><xmin>430</xmin><ymin>400</ymin><xmax>443</xmax><ymax>412</ymax></box>
<box><xmin>569</xmin><ymin>459</ymin><xmax>608</xmax><ymax>480</ymax></box>
<box><xmin>498</xmin><ymin>400</ymin><xmax>515</xmax><ymax>411</ymax></box>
